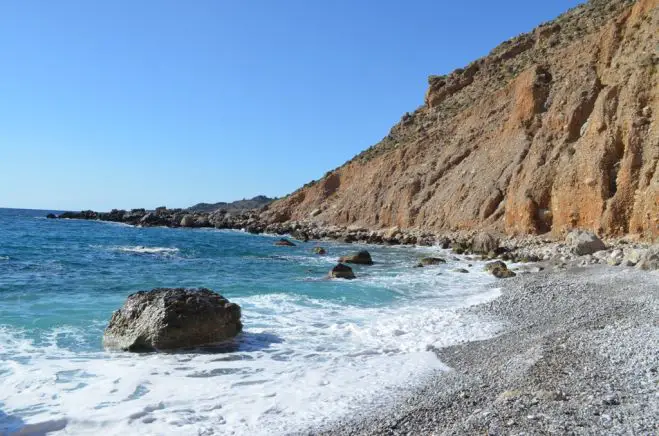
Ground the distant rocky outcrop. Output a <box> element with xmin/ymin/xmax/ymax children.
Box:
<box><xmin>188</xmin><ymin>195</ymin><xmax>274</xmax><ymax>213</ymax></box>
<box><xmin>261</xmin><ymin>0</ymin><xmax>658</xmax><ymax>240</ymax></box>
<box><xmin>103</xmin><ymin>288</ymin><xmax>242</xmax><ymax>351</ymax></box>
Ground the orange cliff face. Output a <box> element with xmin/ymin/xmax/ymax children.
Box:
<box><xmin>264</xmin><ymin>0</ymin><xmax>659</xmax><ymax>240</ymax></box>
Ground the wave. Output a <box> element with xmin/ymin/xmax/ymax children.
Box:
<box><xmin>112</xmin><ymin>246</ymin><xmax>180</xmax><ymax>255</ymax></box>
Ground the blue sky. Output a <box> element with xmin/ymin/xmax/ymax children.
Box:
<box><xmin>0</xmin><ymin>0</ymin><xmax>584</xmax><ymax>211</ymax></box>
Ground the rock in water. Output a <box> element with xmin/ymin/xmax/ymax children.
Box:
<box><xmin>103</xmin><ymin>288</ymin><xmax>242</xmax><ymax>351</ymax></box>
<box><xmin>313</xmin><ymin>246</ymin><xmax>327</xmax><ymax>255</ymax></box>
<box><xmin>417</xmin><ymin>257</ymin><xmax>446</xmax><ymax>267</ymax></box>
<box><xmin>566</xmin><ymin>230</ymin><xmax>606</xmax><ymax>255</ymax></box>
<box><xmin>484</xmin><ymin>260</ymin><xmax>516</xmax><ymax>279</ymax></box>
<box><xmin>274</xmin><ymin>238</ymin><xmax>296</xmax><ymax>246</ymax></box>
<box><xmin>330</xmin><ymin>263</ymin><xmax>356</xmax><ymax>279</ymax></box>
<box><xmin>471</xmin><ymin>232</ymin><xmax>500</xmax><ymax>255</ymax></box>
<box><xmin>338</xmin><ymin>250</ymin><xmax>373</xmax><ymax>265</ymax></box>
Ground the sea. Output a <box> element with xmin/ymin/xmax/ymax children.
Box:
<box><xmin>0</xmin><ymin>208</ymin><xmax>502</xmax><ymax>435</ymax></box>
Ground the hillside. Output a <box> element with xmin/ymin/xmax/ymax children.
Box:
<box><xmin>188</xmin><ymin>195</ymin><xmax>274</xmax><ymax>213</ymax></box>
<box><xmin>263</xmin><ymin>0</ymin><xmax>658</xmax><ymax>239</ymax></box>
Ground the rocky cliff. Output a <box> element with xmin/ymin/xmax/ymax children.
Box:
<box><xmin>264</xmin><ymin>0</ymin><xmax>658</xmax><ymax>240</ymax></box>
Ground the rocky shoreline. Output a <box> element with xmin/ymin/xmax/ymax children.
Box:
<box><xmin>48</xmin><ymin>208</ymin><xmax>658</xmax><ymax>273</ymax></box>
<box><xmin>310</xmin><ymin>265</ymin><xmax>659</xmax><ymax>435</ymax></box>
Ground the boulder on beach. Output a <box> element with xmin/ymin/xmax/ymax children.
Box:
<box><xmin>274</xmin><ymin>238</ymin><xmax>296</xmax><ymax>246</ymax></box>
<box><xmin>484</xmin><ymin>260</ymin><xmax>516</xmax><ymax>279</ymax></box>
<box><xmin>103</xmin><ymin>288</ymin><xmax>242</xmax><ymax>352</ymax></box>
<box><xmin>471</xmin><ymin>232</ymin><xmax>500</xmax><ymax>255</ymax></box>
<box><xmin>636</xmin><ymin>246</ymin><xmax>659</xmax><ymax>271</ymax></box>
<box><xmin>330</xmin><ymin>263</ymin><xmax>356</xmax><ymax>279</ymax></box>
<box><xmin>416</xmin><ymin>257</ymin><xmax>446</xmax><ymax>267</ymax></box>
<box><xmin>566</xmin><ymin>230</ymin><xmax>606</xmax><ymax>255</ymax></box>
<box><xmin>338</xmin><ymin>250</ymin><xmax>373</xmax><ymax>265</ymax></box>
<box><xmin>313</xmin><ymin>247</ymin><xmax>327</xmax><ymax>255</ymax></box>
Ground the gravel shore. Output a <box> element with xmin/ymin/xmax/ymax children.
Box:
<box><xmin>310</xmin><ymin>266</ymin><xmax>659</xmax><ymax>435</ymax></box>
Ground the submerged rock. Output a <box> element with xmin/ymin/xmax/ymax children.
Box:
<box><xmin>274</xmin><ymin>238</ymin><xmax>296</xmax><ymax>246</ymax></box>
<box><xmin>313</xmin><ymin>246</ymin><xmax>327</xmax><ymax>255</ymax></box>
<box><xmin>485</xmin><ymin>260</ymin><xmax>516</xmax><ymax>279</ymax></box>
<box><xmin>417</xmin><ymin>257</ymin><xmax>446</xmax><ymax>267</ymax></box>
<box><xmin>330</xmin><ymin>263</ymin><xmax>356</xmax><ymax>279</ymax></box>
<box><xmin>103</xmin><ymin>288</ymin><xmax>242</xmax><ymax>352</ymax></box>
<box><xmin>338</xmin><ymin>250</ymin><xmax>373</xmax><ymax>265</ymax></box>
<box><xmin>566</xmin><ymin>230</ymin><xmax>606</xmax><ymax>255</ymax></box>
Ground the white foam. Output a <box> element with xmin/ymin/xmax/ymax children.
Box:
<box><xmin>0</xmin><ymin>277</ymin><xmax>501</xmax><ymax>435</ymax></box>
<box><xmin>112</xmin><ymin>246</ymin><xmax>180</xmax><ymax>255</ymax></box>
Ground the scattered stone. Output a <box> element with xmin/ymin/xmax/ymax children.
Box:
<box><xmin>636</xmin><ymin>246</ymin><xmax>659</xmax><ymax>271</ymax></box>
<box><xmin>329</xmin><ymin>263</ymin><xmax>356</xmax><ymax>279</ymax></box>
<box><xmin>485</xmin><ymin>260</ymin><xmax>516</xmax><ymax>278</ymax></box>
<box><xmin>453</xmin><ymin>268</ymin><xmax>469</xmax><ymax>273</ymax></box>
<box><xmin>339</xmin><ymin>250</ymin><xmax>373</xmax><ymax>265</ymax></box>
<box><xmin>103</xmin><ymin>288</ymin><xmax>242</xmax><ymax>351</ymax></box>
<box><xmin>565</xmin><ymin>230</ymin><xmax>606</xmax><ymax>255</ymax></box>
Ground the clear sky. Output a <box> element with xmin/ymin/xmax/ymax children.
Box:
<box><xmin>0</xmin><ymin>0</ymin><xmax>584</xmax><ymax>211</ymax></box>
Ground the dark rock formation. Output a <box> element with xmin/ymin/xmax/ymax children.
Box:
<box><xmin>485</xmin><ymin>260</ymin><xmax>517</xmax><ymax>279</ymax></box>
<box><xmin>330</xmin><ymin>263</ymin><xmax>356</xmax><ymax>279</ymax></box>
<box><xmin>103</xmin><ymin>288</ymin><xmax>242</xmax><ymax>352</ymax></box>
<box><xmin>416</xmin><ymin>257</ymin><xmax>447</xmax><ymax>267</ymax></box>
<box><xmin>313</xmin><ymin>247</ymin><xmax>327</xmax><ymax>255</ymax></box>
<box><xmin>339</xmin><ymin>250</ymin><xmax>374</xmax><ymax>265</ymax></box>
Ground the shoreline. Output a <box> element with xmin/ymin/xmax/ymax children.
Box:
<box><xmin>310</xmin><ymin>265</ymin><xmax>659</xmax><ymax>435</ymax></box>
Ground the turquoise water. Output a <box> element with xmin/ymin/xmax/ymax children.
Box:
<box><xmin>0</xmin><ymin>208</ymin><xmax>500</xmax><ymax>435</ymax></box>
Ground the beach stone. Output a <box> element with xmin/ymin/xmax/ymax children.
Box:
<box><xmin>330</xmin><ymin>263</ymin><xmax>356</xmax><ymax>279</ymax></box>
<box><xmin>565</xmin><ymin>230</ymin><xmax>606</xmax><ymax>255</ymax></box>
<box><xmin>313</xmin><ymin>247</ymin><xmax>327</xmax><ymax>255</ymax></box>
<box><xmin>180</xmin><ymin>214</ymin><xmax>196</xmax><ymax>227</ymax></box>
<box><xmin>622</xmin><ymin>248</ymin><xmax>644</xmax><ymax>267</ymax></box>
<box><xmin>103</xmin><ymin>288</ymin><xmax>242</xmax><ymax>352</ymax></box>
<box><xmin>339</xmin><ymin>250</ymin><xmax>373</xmax><ymax>265</ymax></box>
<box><xmin>635</xmin><ymin>246</ymin><xmax>659</xmax><ymax>271</ymax></box>
<box><xmin>274</xmin><ymin>238</ymin><xmax>296</xmax><ymax>246</ymax></box>
<box><xmin>417</xmin><ymin>257</ymin><xmax>447</xmax><ymax>267</ymax></box>
<box><xmin>485</xmin><ymin>260</ymin><xmax>516</xmax><ymax>278</ymax></box>
<box><xmin>471</xmin><ymin>232</ymin><xmax>500</xmax><ymax>255</ymax></box>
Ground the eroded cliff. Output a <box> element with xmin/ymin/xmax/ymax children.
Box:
<box><xmin>264</xmin><ymin>0</ymin><xmax>658</xmax><ymax>239</ymax></box>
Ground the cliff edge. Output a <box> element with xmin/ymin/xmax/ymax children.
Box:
<box><xmin>264</xmin><ymin>0</ymin><xmax>658</xmax><ymax>239</ymax></box>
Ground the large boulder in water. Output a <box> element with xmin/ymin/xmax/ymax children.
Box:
<box><xmin>338</xmin><ymin>250</ymin><xmax>373</xmax><ymax>265</ymax></box>
<box><xmin>565</xmin><ymin>230</ymin><xmax>606</xmax><ymax>255</ymax></box>
<box><xmin>103</xmin><ymin>288</ymin><xmax>242</xmax><ymax>352</ymax></box>
<box><xmin>330</xmin><ymin>263</ymin><xmax>356</xmax><ymax>279</ymax></box>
